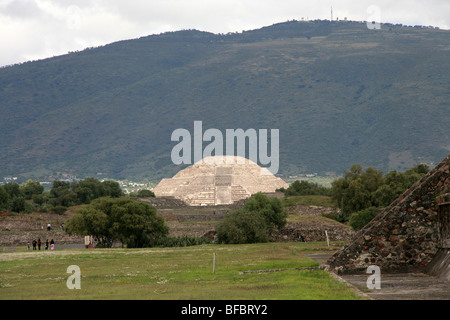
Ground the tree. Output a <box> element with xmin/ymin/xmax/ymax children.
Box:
<box><xmin>345</xmin><ymin>178</ymin><xmax>372</xmax><ymax>213</ymax></box>
<box><xmin>331</xmin><ymin>164</ymin><xmax>384</xmax><ymax>221</ymax></box>
<box><xmin>137</xmin><ymin>189</ymin><xmax>155</xmax><ymax>198</ymax></box>
<box><xmin>216</xmin><ymin>193</ymin><xmax>288</xmax><ymax>244</ymax></box>
<box><xmin>331</xmin><ymin>163</ymin><xmax>428</xmax><ymax>222</ymax></box>
<box><xmin>100</xmin><ymin>180</ymin><xmax>123</xmax><ymax>198</ymax></box>
<box><xmin>110</xmin><ymin>199</ymin><xmax>168</xmax><ymax>248</ymax></box>
<box><xmin>349</xmin><ymin>207</ymin><xmax>380</xmax><ymax>231</ymax></box>
<box><xmin>243</xmin><ymin>192</ymin><xmax>287</xmax><ymax>231</ymax></box>
<box><xmin>216</xmin><ymin>209</ymin><xmax>269</xmax><ymax>244</ymax></box>
<box><xmin>372</xmin><ymin>164</ymin><xmax>428</xmax><ymax>208</ymax></box>
<box><xmin>72</xmin><ymin>178</ymin><xmax>99</xmax><ymax>203</ymax></box>
<box><xmin>407</xmin><ymin>164</ymin><xmax>429</xmax><ymax>176</ymax></box>
<box><xmin>66</xmin><ymin>206</ymin><xmax>111</xmax><ymax>246</ymax></box>
<box><xmin>0</xmin><ymin>185</ymin><xmax>8</xmax><ymax>210</ymax></box>
<box><xmin>279</xmin><ymin>180</ymin><xmax>331</xmax><ymax>196</ymax></box>
<box><xmin>344</xmin><ymin>164</ymin><xmax>363</xmax><ymax>181</ymax></box>
<box><xmin>49</xmin><ymin>181</ymin><xmax>77</xmax><ymax>207</ymax></box>
<box><xmin>371</xmin><ymin>184</ymin><xmax>397</xmax><ymax>208</ymax></box>
<box><xmin>65</xmin><ymin>197</ymin><xmax>168</xmax><ymax>248</ymax></box>
<box><xmin>3</xmin><ymin>183</ymin><xmax>22</xmax><ymax>199</ymax></box>
<box><xmin>71</xmin><ymin>178</ymin><xmax>123</xmax><ymax>204</ymax></box>
<box><xmin>20</xmin><ymin>180</ymin><xmax>44</xmax><ymax>200</ymax></box>
<box><xmin>360</xmin><ymin>167</ymin><xmax>384</xmax><ymax>193</ymax></box>
<box><xmin>73</xmin><ymin>186</ymin><xmax>94</xmax><ymax>204</ymax></box>
<box><xmin>10</xmin><ymin>196</ymin><xmax>26</xmax><ymax>213</ymax></box>
<box><xmin>32</xmin><ymin>193</ymin><xmax>45</xmax><ymax>206</ymax></box>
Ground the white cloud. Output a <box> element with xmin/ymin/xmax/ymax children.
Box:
<box><xmin>0</xmin><ymin>0</ymin><xmax>448</xmax><ymax>67</ymax></box>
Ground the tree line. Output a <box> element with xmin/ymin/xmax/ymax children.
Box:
<box><xmin>1</xmin><ymin>163</ymin><xmax>429</xmax><ymax>247</ymax></box>
<box><xmin>278</xmin><ymin>163</ymin><xmax>429</xmax><ymax>230</ymax></box>
<box><xmin>330</xmin><ymin>163</ymin><xmax>428</xmax><ymax>229</ymax></box>
<box><xmin>0</xmin><ymin>178</ymin><xmax>123</xmax><ymax>214</ymax></box>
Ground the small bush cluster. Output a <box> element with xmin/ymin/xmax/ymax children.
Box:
<box><xmin>216</xmin><ymin>193</ymin><xmax>288</xmax><ymax>244</ymax></box>
<box><xmin>348</xmin><ymin>207</ymin><xmax>380</xmax><ymax>231</ymax></box>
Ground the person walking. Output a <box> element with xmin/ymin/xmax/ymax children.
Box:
<box><xmin>32</xmin><ymin>239</ymin><xmax>37</xmax><ymax>250</ymax></box>
<box><xmin>45</xmin><ymin>239</ymin><xmax>49</xmax><ymax>250</ymax></box>
<box><xmin>38</xmin><ymin>238</ymin><xmax>41</xmax><ymax>250</ymax></box>
<box><xmin>50</xmin><ymin>239</ymin><xmax>55</xmax><ymax>250</ymax></box>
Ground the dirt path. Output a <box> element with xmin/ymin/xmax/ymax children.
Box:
<box><xmin>307</xmin><ymin>253</ymin><xmax>450</xmax><ymax>300</ymax></box>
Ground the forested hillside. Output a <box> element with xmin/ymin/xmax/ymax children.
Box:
<box><xmin>0</xmin><ymin>20</ymin><xmax>448</xmax><ymax>182</ymax></box>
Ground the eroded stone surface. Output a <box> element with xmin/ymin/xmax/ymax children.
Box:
<box><xmin>328</xmin><ymin>154</ymin><xmax>450</xmax><ymax>275</ymax></box>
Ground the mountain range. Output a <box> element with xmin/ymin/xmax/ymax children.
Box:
<box><xmin>0</xmin><ymin>20</ymin><xmax>449</xmax><ymax>182</ymax></box>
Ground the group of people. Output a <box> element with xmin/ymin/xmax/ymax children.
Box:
<box><xmin>26</xmin><ymin>221</ymin><xmax>63</xmax><ymax>251</ymax></box>
<box><xmin>29</xmin><ymin>238</ymin><xmax>55</xmax><ymax>251</ymax></box>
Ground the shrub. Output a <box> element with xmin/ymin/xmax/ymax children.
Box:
<box><xmin>279</xmin><ymin>180</ymin><xmax>331</xmax><ymax>196</ymax></box>
<box><xmin>349</xmin><ymin>207</ymin><xmax>380</xmax><ymax>231</ymax></box>
<box><xmin>137</xmin><ymin>189</ymin><xmax>155</xmax><ymax>198</ymax></box>
<box><xmin>32</xmin><ymin>194</ymin><xmax>45</xmax><ymax>206</ymax></box>
<box><xmin>10</xmin><ymin>196</ymin><xmax>26</xmax><ymax>213</ymax></box>
<box><xmin>216</xmin><ymin>193</ymin><xmax>288</xmax><ymax>244</ymax></box>
<box><xmin>65</xmin><ymin>197</ymin><xmax>168</xmax><ymax>248</ymax></box>
<box><xmin>50</xmin><ymin>206</ymin><xmax>68</xmax><ymax>215</ymax></box>
<box><xmin>243</xmin><ymin>192</ymin><xmax>288</xmax><ymax>231</ymax></box>
<box><xmin>216</xmin><ymin>209</ymin><xmax>269</xmax><ymax>244</ymax></box>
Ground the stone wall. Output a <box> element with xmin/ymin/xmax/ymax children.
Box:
<box><xmin>327</xmin><ymin>154</ymin><xmax>450</xmax><ymax>274</ymax></box>
<box><xmin>0</xmin><ymin>231</ymin><xmax>83</xmax><ymax>247</ymax></box>
<box><xmin>137</xmin><ymin>196</ymin><xmax>189</xmax><ymax>209</ymax></box>
<box><xmin>0</xmin><ymin>213</ymin><xmax>67</xmax><ymax>232</ymax></box>
<box><xmin>0</xmin><ymin>212</ymin><xmax>84</xmax><ymax>246</ymax></box>
<box><xmin>271</xmin><ymin>221</ymin><xmax>355</xmax><ymax>242</ymax></box>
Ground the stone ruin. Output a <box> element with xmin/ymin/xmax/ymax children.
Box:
<box><xmin>153</xmin><ymin>156</ymin><xmax>289</xmax><ymax>206</ymax></box>
<box><xmin>327</xmin><ymin>154</ymin><xmax>450</xmax><ymax>279</ymax></box>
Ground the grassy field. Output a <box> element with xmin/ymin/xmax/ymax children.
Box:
<box><xmin>0</xmin><ymin>242</ymin><xmax>363</xmax><ymax>300</ymax></box>
<box><xmin>281</xmin><ymin>195</ymin><xmax>337</xmax><ymax>207</ymax></box>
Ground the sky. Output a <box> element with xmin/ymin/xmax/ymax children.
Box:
<box><xmin>1</xmin><ymin>0</ymin><xmax>449</xmax><ymax>67</ymax></box>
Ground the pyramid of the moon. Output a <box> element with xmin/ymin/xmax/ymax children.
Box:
<box><xmin>153</xmin><ymin>156</ymin><xmax>289</xmax><ymax>206</ymax></box>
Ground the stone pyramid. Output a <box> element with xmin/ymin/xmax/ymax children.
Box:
<box><xmin>327</xmin><ymin>154</ymin><xmax>450</xmax><ymax>276</ymax></box>
<box><xmin>153</xmin><ymin>156</ymin><xmax>289</xmax><ymax>206</ymax></box>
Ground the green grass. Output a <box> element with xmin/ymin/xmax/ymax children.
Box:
<box><xmin>282</xmin><ymin>195</ymin><xmax>336</xmax><ymax>207</ymax></box>
<box><xmin>0</xmin><ymin>242</ymin><xmax>363</xmax><ymax>300</ymax></box>
<box><xmin>286</xmin><ymin>215</ymin><xmax>350</xmax><ymax>227</ymax></box>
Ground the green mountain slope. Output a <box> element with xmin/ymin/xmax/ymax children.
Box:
<box><xmin>0</xmin><ymin>20</ymin><xmax>449</xmax><ymax>182</ymax></box>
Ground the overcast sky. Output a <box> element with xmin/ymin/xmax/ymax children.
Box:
<box><xmin>1</xmin><ymin>0</ymin><xmax>449</xmax><ymax>67</ymax></box>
